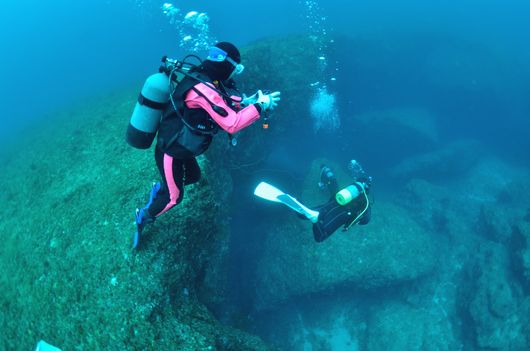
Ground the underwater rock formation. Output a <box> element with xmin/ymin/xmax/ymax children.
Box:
<box><xmin>343</xmin><ymin>107</ymin><xmax>441</xmax><ymax>172</ymax></box>
<box><xmin>218</xmin><ymin>35</ymin><xmax>326</xmax><ymax>175</ymax></box>
<box><xmin>253</xmin><ymin>207</ymin><xmax>436</xmax><ymax>309</ymax></box>
<box><xmin>467</xmin><ymin>243</ymin><xmax>528</xmax><ymax>350</ymax></box>
<box><xmin>252</xmin><ymin>162</ymin><xmax>436</xmax><ymax>310</ymax></box>
<box><xmin>0</xmin><ymin>91</ymin><xmax>270</xmax><ymax>350</ymax></box>
<box><xmin>356</xmin><ymin>107</ymin><xmax>440</xmax><ymax>145</ymax></box>
<box><xmin>376</xmin><ymin>155</ymin><xmax>530</xmax><ymax>350</ymax></box>
<box><xmin>477</xmin><ymin>204</ymin><xmax>516</xmax><ymax>243</ymax></box>
<box><xmin>367</xmin><ymin>302</ymin><xmax>459</xmax><ymax>351</ymax></box>
<box><xmin>2</xmin><ymin>31</ymin><xmax>530</xmax><ymax>350</ymax></box>
<box><xmin>512</xmin><ymin>222</ymin><xmax>530</xmax><ymax>293</ymax></box>
<box><xmin>0</xmin><ymin>34</ymin><xmax>335</xmax><ymax>351</ymax></box>
<box><xmin>391</xmin><ymin>139</ymin><xmax>484</xmax><ymax>182</ymax></box>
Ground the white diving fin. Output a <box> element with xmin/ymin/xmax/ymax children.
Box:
<box><xmin>254</xmin><ymin>182</ymin><xmax>319</xmax><ymax>223</ymax></box>
<box><xmin>35</xmin><ymin>340</ymin><xmax>63</xmax><ymax>351</ymax></box>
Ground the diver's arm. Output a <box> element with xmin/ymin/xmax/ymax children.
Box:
<box><xmin>184</xmin><ymin>82</ymin><xmax>261</xmax><ymax>134</ymax></box>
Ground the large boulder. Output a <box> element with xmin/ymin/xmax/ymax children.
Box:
<box><xmin>511</xmin><ymin>222</ymin><xmax>530</xmax><ymax>292</ymax></box>
<box><xmin>398</xmin><ymin>178</ymin><xmax>454</xmax><ymax>231</ymax></box>
<box><xmin>399</xmin><ymin>156</ymin><xmax>530</xmax><ymax>243</ymax></box>
<box><xmin>253</xmin><ymin>200</ymin><xmax>436</xmax><ymax>310</ymax></box>
<box><xmin>450</xmin><ymin>156</ymin><xmax>528</xmax><ymax>206</ymax></box>
<box><xmin>221</xmin><ymin>35</ymin><xmax>322</xmax><ymax>171</ymax></box>
<box><xmin>459</xmin><ymin>157</ymin><xmax>530</xmax><ymax>243</ymax></box>
<box><xmin>0</xmin><ymin>91</ymin><xmax>270</xmax><ymax>350</ymax></box>
<box><xmin>367</xmin><ymin>302</ymin><xmax>459</xmax><ymax>351</ymax></box>
<box><xmin>487</xmin><ymin>174</ymin><xmax>530</xmax><ymax>244</ymax></box>
<box><xmin>477</xmin><ymin>203</ymin><xmax>516</xmax><ymax>243</ymax></box>
<box><xmin>356</xmin><ymin>107</ymin><xmax>440</xmax><ymax>145</ymax></box>
<box><xmin>467</xmin><ymin>242</ymin><xmax>527</xmax><ymax>350</ymax></box>
<box><xmin>342</xmin><ymin>107</ymin><xmax>441</xmax><ymax>173</ymax></box>
<box><xmin>391</xmin><ymin>139</ymin><xmax>484</xmax><ymax>181</ymax></box>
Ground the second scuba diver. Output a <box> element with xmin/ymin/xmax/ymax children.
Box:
<box><xmin>126</xmin><ymin>42</ymin><xmax>281</xmax><ymax>248</ymax></box>
<box><xmin>254</xmin><ymin>160</ymin><xmax>372</xmax><ymax>242</ymax></box>
<box><xmin>311</xmin><ymin>160</ymin><xmax>372</xmax><ymax>242</ymax></box>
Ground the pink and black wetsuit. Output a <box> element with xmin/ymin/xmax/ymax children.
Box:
<box><xmin>145</xmin><ymin>73</ymin><xmax>261</xmax><ymax>218</ymax></box>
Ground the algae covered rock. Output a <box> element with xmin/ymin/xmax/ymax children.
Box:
<box><xmin>399</xmin><ymin>156</ymin><xmax>529</xmax><ymax>243</ymax></box>
<box><xmin>477</xmin><ymin>203</ymin><xmax>515</xmax><ymax>243</ymax></box>
<box><xmin>399</xmin><ymin>178</ymin><xmax>456</xmax><ymax>233</ymax></box>
<box><xmin>253</xmin><ymin>201</ymin><xmax>436</xmax><ymax>310</ymax></box>
<box><xmin>468</xmin><ymin>242</ymin><xmax>527</xmax><ymax>350</ymax></box>
<box><xmin>219</xmin><ymin>35</ymin><xmax>323</xmax><ymax>172</ymax></box>
<box><xmin>511</xmin><ymin>222</ymin><xmax>530</xmax><ymax>293</ymax></box>
<box><xmin>368</xmin><ymin>302</ymin><xmax>459</xmax><ymax>351</ymax></box>
<box><xmin>239</xmin><ymin>35</ymin><xmax>320</xmax><ymax>131</ymax></box>
<box><xmin>391</xmin><ymin>139</ymin><xmax>484</xmax><ymax>181</ymax></box>
<box><xmin>0</xmin><ymin>91</ymin><xmax>271</xmax><ymax>350</ymax></box>
<box><xmin>348</xmin><ymin>107</ymin><xmax>441</xmax><ymax>168</ymax></box>
<box><xmin>356</xmin><ymin>107</ymin><xmax>440</xmax><ymax>145</ymax></box>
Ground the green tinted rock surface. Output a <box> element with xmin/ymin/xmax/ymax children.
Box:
<box><xmin>468</xmin><ymin>243</ymin><xmax>527</xmax><ymax>350</ymax></box>
<box><xmin>368</xmin><ymin>302</ymin><xmax>459</xmax><ymax>351</ymax></box>
<box><xmin>391</xmin><ymin>139</ymin><xmax>484</xmax><ymax>182</ymax></box>
<box><xmin>0</xmin><ymin>91</ymin><xmax>270</xmax><ymax>351</ymax></box>
<box><xmin>254</xmin><ymin>177</ymin><xmax>436</xmax><ymax>310</ymax></box>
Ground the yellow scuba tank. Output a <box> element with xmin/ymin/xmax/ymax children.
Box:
<box><xmin>126</xmin><ymin>72</ymin><xmax>170</xmax><ymax>149</ymax></box>
<box><xmin>335</xmin><ymin>183</ymin><xmax>363</xmax><ymax>206</ymax></box>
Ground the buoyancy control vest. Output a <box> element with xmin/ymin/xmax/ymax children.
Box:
<box><xmin>156</xmin><ymin>72</ymin><xmax>222</xmax><ymax>158</ymax></box>
<box><xmin>126</xmin><ymin>56</ymin><xmax>243</xmax><ymax>157</ymax></box>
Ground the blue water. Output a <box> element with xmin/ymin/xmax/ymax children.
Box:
<box><xmin>1</xmin><ymin>0</ymin><xmax>528</xmax><ymax>148</ymax></box>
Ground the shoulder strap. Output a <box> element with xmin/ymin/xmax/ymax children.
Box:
<box><xmin>343</xmin><ymin>187</ymin><xmax>370</xmax><ymax>231</ymax></box>
<box><xmin>191</xmin><ymin>86</ymin><xmax>229</xmax><ymax>117</ymax></box>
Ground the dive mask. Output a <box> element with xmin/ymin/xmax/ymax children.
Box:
<box><xmin>207</xmin><ymin>46</ymin><xmax>245</xmax><ymax>75</ymax></box>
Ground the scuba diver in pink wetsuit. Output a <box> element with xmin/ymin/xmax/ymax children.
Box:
<box><xmin>126</xmin><ymin>42</ymin><xmax>281</xmax><ymax>248</ymax></box>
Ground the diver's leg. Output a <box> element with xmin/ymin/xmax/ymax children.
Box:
<box><xmin>133</xmin><ymin>148</ymin><xmax>184</xmax><ymax>248</ymax></box>
<box><xmin>183</xmin><ymin>157</ymin><xmax>201</xmax><ymax>186</ymax></box>
<box><xmin>319</xmin><ymin>165</ymin><xmax>339</xmax><ymax>196</ymax></box>
<box><xmin>327</xmin><ymin>177</ymin><xmax>339</xmax><ymax>197</ymax></box>
<box><xmin>151</xmin><ymin>151</ymin><xmax>185</xmax><ymax>216</ymax></box>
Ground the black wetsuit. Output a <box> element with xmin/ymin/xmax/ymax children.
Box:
<box><xmin>312</xmin><ymin>182</ymin><xmax>371</xmax><ymax>242</ymax></box>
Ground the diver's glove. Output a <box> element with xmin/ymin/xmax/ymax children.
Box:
<box><xmin>256</xmin><ymin>90</ymin><xmax>281</xmax><ymax>111</ymax></box>
<box><xmin>241</xmin><ymin>92</ymin><xmax>259</xmax><ymax>107</ymax></box>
